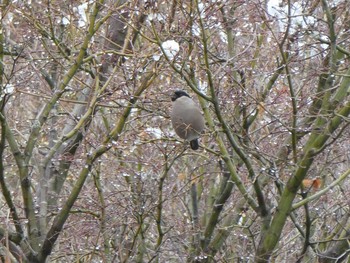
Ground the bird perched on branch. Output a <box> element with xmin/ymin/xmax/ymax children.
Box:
<box><xmin>171</xmin><ymin>90</ymin><xmax>205</xmax><ymax>150</ymax></box>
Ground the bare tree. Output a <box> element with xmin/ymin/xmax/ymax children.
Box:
<box><xmin>0</xmin><ymin>0</ymin><xmax>349</xmax><ymax>263</ymax></box>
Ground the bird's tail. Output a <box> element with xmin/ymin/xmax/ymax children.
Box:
<box><xmin>190</xmin><ymin>139</ymin><xmax>199</xmax><ymax>150</ymax></box>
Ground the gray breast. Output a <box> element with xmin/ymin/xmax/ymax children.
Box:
<box><xmin>171</xmin><ymin>97</ymin><xmax>205</xmax><ymax>141</ymax></box>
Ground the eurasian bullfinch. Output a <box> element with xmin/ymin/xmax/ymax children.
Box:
<box><xmin>171</xmin><ymin>90</ymin><xmax>205</xmax><ymax>150</ymax></box>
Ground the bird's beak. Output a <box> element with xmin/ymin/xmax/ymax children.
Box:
<box><xmin>171</xmin><ymin>94</ymin><xmax>177</xmax><ymax>102</ymax></box>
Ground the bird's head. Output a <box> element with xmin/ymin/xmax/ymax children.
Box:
<box><xmin>171</xmin><ymin>90</ymin><xmax>190</xmax><ymax>101</ymax></box>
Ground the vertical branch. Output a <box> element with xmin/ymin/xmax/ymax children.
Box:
<box><xmin>190</xmin><ymin>178</ymin><xmax>200</xmax><ymax>258</ymax></box>
<box><xmin>23</xmin><ymin>1</ymin><xmax>104</xmax><ymax>163</ymax></box>
<box><xmin>93</xmin><ymin>163</ymin><xmax>110</xmax><ymax>256</ymax></box>
<box><xmin>0</xmin><ymin>121</ymin><xmax>23</xmax><ymax>237</ymax></box>
<box><xmin>276</xmin><ymin>1</ymin><xmax>298</xmax><ymax>163</ymax></box>
<box><xmin>201</xmin><ymin>166</ymin><xmax>233</xmax><ymax>250</ymax></box>
<box><xmin>194</xmin><ymin>0</ymin><xmax>260</xmax><ymax>212</ymax></box>
<box><xmin>255</xmin><ymin>102</ymin><xmax>350</xmax><ymax>262</ymax></box>
<box><xmin>39</xmin><ymin>161</ymin><xmax>94</xmax><ymax>261</ymax></box>
<box><xmin>39</xmin><ymin>64</ymin><xmax>156</xmax><ymax>262</ymax></box>
<box><xmin>207</xmin><ymin>198</ymin><xmax>247</xmax><ymax>257</ymax></box>
<box><xmin>0</xmin><ymin>0</ymin><xmax>40</xmax><ymax>251</ymax></box>
<box><xmin>15</xmin><ymin>2</ymin><xmax>108</xmax><ymax>251</ymax></box>
<box><xmin>0</xmin><ymin>2</ymin><xmax>4</xmax><ymax>99</ymax></box>
<box><xmin>0</xmin><ymin>1</ymin><xmax>23</xmax><ymax>237</ymax></box>
<box><xmin>37</xmin><ymin>4</ymin><xmax>65</xmax><ymax>240</ymax></box>
<box><xmin>155</xmin><ymin>170</ymin><xmax>165</xmax><ymax>253</ymax></box>
<box><xmin>297</xmin><ymin>192</ymin><xmax>312</xmax><ymax>262</ymax></box>
<box><xmin>153</xmin><ymin>149</ymin><xmax>185</xmax><ymax>262</ymax></box>
<box><xmin>47</xmin><ymin>3</ymin><xmax>129</xmax><ymax>206</ymax></box>
<box><xmin>304</xmin><ymin>0</ymin><xmax>339</xmax><ymax>153</ymax></box>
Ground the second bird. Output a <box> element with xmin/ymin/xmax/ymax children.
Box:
<box><xmin>171</xmin><ymin>90</ymin><xmax>205</xmax><ymax>150</ymax></box>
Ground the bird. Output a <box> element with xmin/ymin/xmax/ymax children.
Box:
<box><xmin>171</xmin><ymin>90</ymin><xmax>205</xmax><ymax>150</ymax></box>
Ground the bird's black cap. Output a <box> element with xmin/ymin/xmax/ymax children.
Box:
<box><xmin>171</xmin><ymin>90</ymin><xmax>190</xmax><ymax>101</ymax></box>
